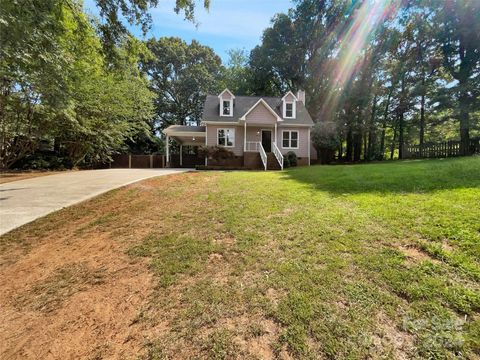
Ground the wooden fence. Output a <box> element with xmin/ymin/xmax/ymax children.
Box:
<box><xmin>110</xmin><ymin>154</ymin><xmax>166</xmax><ymax>168</ymax></box>
<box><xmin>109</xmin><ymin>154</ymin><xmax>205</xmax><ymax>168</ymax></box>
<box><xmin>403</xmin><ymin>138</ymin><xmax>480</xmax><ymax>159</ymax></box>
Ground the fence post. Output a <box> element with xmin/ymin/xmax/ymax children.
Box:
<box><xmin>128</xmin><ymin>154</ymin><xmax>132</xmax><ymax>169</ymax></box>
<box><xmin>150</xmin><ymin>154</ymin><xmax>153</xmax><ymax>168</ymax></box>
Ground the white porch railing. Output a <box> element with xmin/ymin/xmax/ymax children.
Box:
<box><xmin>258</xmin><ymin>142</ymin><xmax>267</xmax><ymax>171</ymax></box>
<box><xmin>272</xmin><ymin>142</ymin><xmax>284</xmax><ymax>170</ymax></box>
<box><xmin>246</xmin><ymin>141</ymin><xmax>267</xmax><ymax>170</ymax></box>
<box><xmin>245</xmin><ymin>141</ymin><xmax>260</xmax><ymax>152</ymax></box>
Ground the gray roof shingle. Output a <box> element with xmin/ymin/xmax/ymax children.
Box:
<box><xmin>201</xmin><ymin>95</ymin><xmax>314</xmax><ymax>125</ymax></box>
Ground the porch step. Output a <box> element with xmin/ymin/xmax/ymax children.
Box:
<box><xmin>266</xmin><ymin>152</ymin><xmax>282</xmax><ymax>170</ymax></box>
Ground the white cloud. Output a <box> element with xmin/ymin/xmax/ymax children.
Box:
<box><xmin>149</xmin><ymin>0</ymin><xmax>286</xmax><ymax>40</ymax></box>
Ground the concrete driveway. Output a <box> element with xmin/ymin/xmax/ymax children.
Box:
<box><xmin>0</xmin><ymin>168</ymin><xmax>189</xmax><ymax>235</ymax></box>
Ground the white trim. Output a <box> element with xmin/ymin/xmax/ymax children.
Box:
<box><xmin>201</xmin><ymin>121</ymin><xmax>239</xmax><ymax>125</ymax></box>
<box><xmin>278</xmin><ymin>123</ymin><xmax>313</xmax><ymax>128</ymax></box>
<box><xmin>239</xmin><ymin>98</ymin><xmax>282</xmax><ymax>122</ymax></box>
<box><xmin>281</xmin><ymin>91</ymin><xmax>298</xmax><ymax>101</ymax></box>
<box><xmin>163</xmin><ymin>131</ymin><xmax>206</xmax><ymax>137</ymax></box>
<box><xmin>274</xmin><ymin>123</ymin><xmax>277</xmax><ymax>145</ymax></box>
<box><xmin>244</xmin><ymin>122</ymin><xmax>246</xmax><ymax>152</ymax></box>
<box><xmin>283</xmin><ymin>101</ymin><xmax>296</xmax><ymax>119</ymax></box>
<box><xmin>308</xmin><ymin>128</ymin><xmax>311</xmax><ymax>166</ymax></box>
<box><xmin>217</xmin><ymin>128</ymin><xmax>235</xmax><ymax>148</ymax></box>
<box><xmin>282</xmin><ymin>91</ymin><xmax>298</xmax><ymax>119</ymax></box>
<box><xmin>281</xmin><ymin>130</ymin><xmax>299</xmax><ymax>149</ymax></box>
<box><xmin>166</xmin><ymin>135</ymin><xmax>170</xmax><ymax>166</ymax></box>
<box><xmin>218</xmin><ymin>88</ymin><xmax>235</xmax><ymax>99</ymax></box>
<box><xmin>205</xmin><ymin>125</ymin><xmax>208</xmax><ymax>166</ymax></box>
<box><xmin>220</xmin><ymin>98</ymin><xmax>234</xmax><ymax>117</ymax></box>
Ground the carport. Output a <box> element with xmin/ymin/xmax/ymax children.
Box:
<box><xmin>163</xmin><ymin>125</ymin><xmax>206</xmax><ymax>167</ymax></box>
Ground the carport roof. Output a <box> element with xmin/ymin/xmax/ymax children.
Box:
<box><xmin>164</xmin><ymin>125</ymin><xmax>206</xmax><ymax>134</ymax></box>
<box><xmin>163</xmin><ymin>125</ymin><xmax>206</xmax><ymax>146</ymax></box>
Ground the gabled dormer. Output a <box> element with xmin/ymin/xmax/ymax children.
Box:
<box><xmin>282</xmin><ymin>91</ymin><xmax>297</xmax><ymax>119</ymax></box>
<box><xmin>218</xmin><ymin>88</ymin><xmax>235</xmax><ymax>117</ymax></box>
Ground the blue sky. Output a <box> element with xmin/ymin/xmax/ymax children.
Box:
<box><xmin>84</xmin><ymin>0</ymin><xmax>292</xmax><ymax>63</ymax></box>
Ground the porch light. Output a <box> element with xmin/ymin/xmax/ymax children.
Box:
<box><xmin>192</xmin><ymin>137</ymin><xmax>196</xmax><ymax>141</ymax></box>
<box><xmin>256</xmin><ymin>131</ymin><xmax>260</xmax><ymax>135</ymax></box>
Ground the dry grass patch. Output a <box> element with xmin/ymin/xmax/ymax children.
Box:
<box><xmin>14</xmin><ymin>262</ymin><xmax>106</xmax><ymax>312</ymax></box>
<box><xmin>1</xmin><ymin>158</ymin><xmax>479</xmax><ymax>359</ymax></box>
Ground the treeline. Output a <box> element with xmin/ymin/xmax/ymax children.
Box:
<box><xmin>222</xmin><ymin>0</ymin><xmax>480</xmax><ymax>161</ymax></box>
<box><xmin>0</xmin><ymin>1</ymin><xmax>156</xmax><ymax>169</ymax></box>
<box><xmin>0</xmin><ymin>0</ymin><xmax>207</xmax><ymax>170</ymax></box>
<box><xmin>2</xmin><ymin>0</ymin><xmax>478</xmax><ymax>169</ymax></box>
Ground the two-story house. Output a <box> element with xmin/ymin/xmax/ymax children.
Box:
<box><xmin>163</xmin><ymin>89</ymin><xmax>314</xmax><ymax>170</ymax></box>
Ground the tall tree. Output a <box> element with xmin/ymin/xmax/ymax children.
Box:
<box><xmin>0</xmin><ymin>0</ymin><xmax>154</xmax><ymax>168</ymax></box>
<box><xmin>432</xmin><ymin>0</ymin><xmax>480</xmax><ymax>155</ymax></box>
<box><xmin>92</xmin><ymin>0</ymin><xmax>210</xmax><ymax>57</ymax></box>
<box><xmin>142</xmin><ymin>37</ymin><xmax>222</xmax><ymax>130</ymax></box>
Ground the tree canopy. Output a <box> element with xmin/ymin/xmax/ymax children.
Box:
<box><xmin>244</xmin><ymin>0</ymin><xmax>480</xmax><ymax>160</ymax></box>
<box><xmin>142</xmin><ymin>37</ymin><xmax>222</xmax><ymax>131</ymax></box>
<box><xmin>0</xmin><ymin>0</ymin><xmax>154</xmax><ymax>168</ymax></box>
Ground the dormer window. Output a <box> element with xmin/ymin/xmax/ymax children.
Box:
<box><xmin>285</xmin><ymin>102</ymin><xmax>293</xmax><ymax>118</ymax></box>
<box><xmin>282</xmin><ymin>91</ymin><xmax>297</xmax><ymax>119</ymax></box>
<box><xmin>218</xmin><ymin>88</ymin><xmax>235</xmax><ymax>117</ymax></box>
<box><xmin>222</xmin><ymin>100</ymin><xmax>231</xmax><ymax>116</ymax></box>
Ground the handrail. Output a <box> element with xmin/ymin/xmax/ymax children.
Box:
<box><xmin>258</xmin><ymin>142</ymin><xmax>267</xmax><ymax>171</ymax></box>
<box><xmin>245</xmin><ymin>141</ymin><xmax>259</xmax><ymax>152</ymax></box>
<box><xmin>272</xmin><ymin>142</ymin><xmax>284</xmax><ymax>170</ymax></box>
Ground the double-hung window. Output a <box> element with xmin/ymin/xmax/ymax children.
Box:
<box><xmin>222</xmin><ymin>100</ymin><xmax>232</xmax><ymax>116</ymax></box>
<box><xmin>282</xmin><ymin>130</ymin><xmax>299</xmax><ymax>149</ymax></box>
<box><xmin>217</xmin><ymin>128</ymin><xmax>235</xmax><ymax>147</ymax></box>
<box><xmin>285</xmin><ymin>103</ymin><xmax>293</xmax><ymax>118</ymax></box>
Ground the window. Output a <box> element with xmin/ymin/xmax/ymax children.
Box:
<box><xmin>285</xmin><ymin>103</ymin><xmax>293</xmax><ymax>118</ymax></box>
<box><xmin>221</xmin><ymin>99</ymin><xmax>232</xmax><ymax>116</ymax></box>
<box><xmin>217</xmin><ymin>128</ymin><xmax>235</xmax><ymax>147</ymax></box>
<box><xmin>283</xmin><ymin>100</ymin><xmax>295</xmax><ymax>118</ymax></box>
<box><xmin>282</xmin><ymin>130</ymin><xmax>299</xmax><ymax>149</ymax></box>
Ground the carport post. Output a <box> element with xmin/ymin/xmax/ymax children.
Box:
<box><xmin>166</xmin><ymin>135</ymin><xmax>170</xmax><ymax>167</ymax></box>
<box><xmin>180</xmin><ymin>145</ymin><xmax>183</xmax><ymax>167</ymax></box>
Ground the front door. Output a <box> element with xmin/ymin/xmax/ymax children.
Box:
<box><xmin>261</xmin><ymin>130</ymin><xmax>272</xmax><ymax>152</ymax></box>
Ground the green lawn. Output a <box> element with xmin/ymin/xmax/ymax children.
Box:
<box><xmin>1</xmin><ymin>157</ymin><xmax>479</xmax><ymax>359</ymax></box>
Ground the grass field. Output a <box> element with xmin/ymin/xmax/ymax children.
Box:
<box><xmin>0</xmin><ymin>157</ymin><xmax>479</xmax><ymax>359</ymax></box>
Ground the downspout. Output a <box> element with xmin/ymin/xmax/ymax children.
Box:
<box><xmin>308</xmin><ymin>127</ymin><xmax>311</xmax><ymax>166</ymax></box>
<box><xmin>205</xmin><ymin>125</ymin><xmax>208</xmax><ymax>166</ymax></box>
<box><xmin>244</xmin><ymin>121</ymin><xmax>247</xmax><ymax>152</ymax></box>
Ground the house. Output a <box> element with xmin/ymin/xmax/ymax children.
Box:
<box><xmin>163</xmin><ymin>89</ymin><xmax>314</xmax><ymax>170</ymax></box>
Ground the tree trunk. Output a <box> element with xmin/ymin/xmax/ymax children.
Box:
<box><xmin>419</xmin><ymin>83</ymin><xmax>426</xmax><ymax>146</ymax></box>
<box><xmin>379</xmin><ymin>92</ymin><xmax>392</xmax><ymax>159</ymax></box>
<box><xmin>398</xmin><ymin>112</ymin><xmax>404</xmax><ymax>159</ymax></box>
<box><xmin>459</xmin><ymin>91</ymin><xmax>470</xmax><ymax>155</ymax></box>
<box><xmin>390</xmin><ymin>125</ymin><xmax>397</xmax><ymax>160</ymax></box>
<box><xmin>363</xmin><ymin>132</ymin><xmax>368</xmax><ymax>160</ymax></box>
<box><xmin>353</xmin><ymin>132</ymin><xmax>362</xmax><ymax>162</ymax></box>
<box><xmin>367</xmin><ymin>94</ymin><xmax>377</xmax><ymax>160</ymax></box>
<box><xmin>346</xmin><ymin>128</ymin><xmax>353</xmax><ymax>162</ymax></box>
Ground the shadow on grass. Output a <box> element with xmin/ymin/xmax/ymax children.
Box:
<box><xmin>281</xmin><ymin>157</ymin><xmax>480</xmax><ymax>195</ymax></box>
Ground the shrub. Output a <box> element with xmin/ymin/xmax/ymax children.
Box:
<box><xmin>286</xmin><ymin>151</ymin><xmax>298</xmax><ymax>167</ymax></box>
<box><xmin>198</xmin><ymin>146</ymin><xmax>235</xmax><ymax>162</ymax></box>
